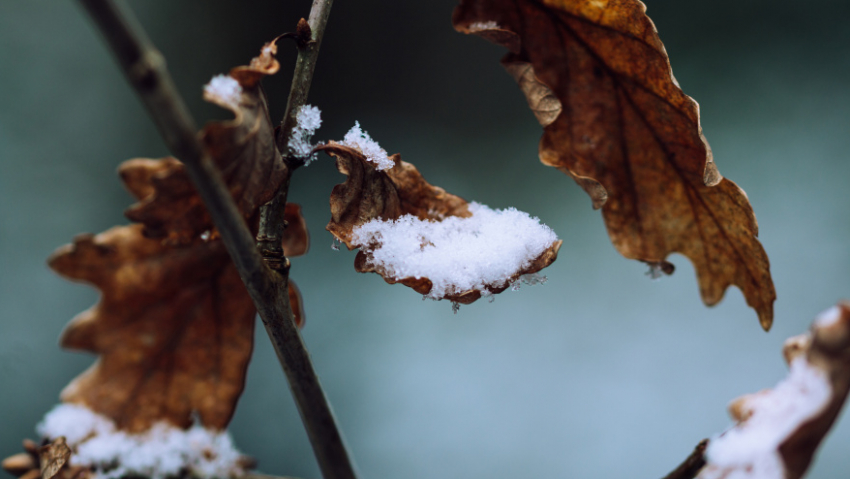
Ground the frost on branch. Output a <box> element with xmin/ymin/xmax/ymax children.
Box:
<box><xmin>124</xmin><ymin>38</ymin><xmax>286</xmax><ymax>245</ymax></box>
<box><xmin>287</xmin><ymin>104</ymin><xmax>323</xmax><ymax>164</ymax></box>
<box><xmin>318</xmin><ymin>143</ymin><xmax>561</xmax><ymax>304</ymax></box>
<box><xmin>698</xmin><ymin>302</ymin><xmax>850</xmax><ymax>479</ymax></box>
<box><xmin>454</xmin><ymin>0</ymin><xmax>775</xmax><ymax>329</ymax></box>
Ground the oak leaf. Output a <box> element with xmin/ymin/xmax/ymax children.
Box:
<box><xmin>699</xmin><ymin>302</ymin><xmax>850</xmax><ymax>479</ymax></box>
<box><xmin>123</xmin><ymin>39</ymin><xmax>286</xmax><ymax>245</ymax></box>
<box><xmin>453</xmin><ymin>0</ymin><xmax>775</xmax><ymax>329</ymax></box>
<box><xmin>47</xmin><ymin>195</ymin><xmax>310</xmax><ymax>433</ymax></box>
<box><xmin>48</xmin><ymin>224</ymin><xmax>257</xmax><ymax>433</ymax></box>
<box><xmin>319</xmin><ymin>143</ymin><xmax>561</xmax><ymax>304</ymax></box>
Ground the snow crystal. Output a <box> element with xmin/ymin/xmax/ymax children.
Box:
<box><xmin>37</xmin><ymin>404</ymin><xmax>245</xmax><ymax>479</ymax></box>
<box><xmin>339</xmin><ymin>121</ymin><xmax>394</xmax><ymax>170</ymax></box>
<box><xmin>700</xmin><ymin>357</ymin><xmax>831</xmax><ymax>479</ymax></box>
<box><xmin>288</xmin><ymin>104</ymin><xmax>323</xmax><ymax>164</ymax></box>
<box><xmin>351</xmin><ymin>202</ymin><xmax>558</xmax><ymax>299</ymax></box>
<box><xmin>468</xmin><ymin>21</ymin><xmax>499</xmax><ymax>32</ymax></box>
<box><xmin>203</xmin><ymin>75</ymin><xmax>242</xmax><ymax>109</ymax></box>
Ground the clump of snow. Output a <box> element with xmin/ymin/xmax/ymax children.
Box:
<box><xmin>814</xmin><ymin>305</ymin><xmax>842</xmax><ymax>328</ymax></box>
<box><xmin>351</xmin><ymin>202</ymin><xmax>558</xmax><ymax>299</ymax></box>
<box><xmin>37</xmin><ymin>404</ymin><xmax>246</xmax><ymax>479</ymax></box>
<box><xmin>339</xmin><ymin>121</ymin><xmax>394</xmax><ymax>170</ymax></box>
<box><xmin>203</xmin><ymin>75</ymin><xmax>242</xmax><ymax>109</ymax></box>
<box><xmin>699</xmin><ymin>358</ymin><xmax>832</xmax><ymax>479</ymax></box>
<box><xmin>288</xmin><ymin>104</ymin><xmax>323</xmax><ymax>164</ymax></box>
<box><xmin>468</xmin><ymin>21</ymin><xmax>500</xmax><ymax>32</ymax></box>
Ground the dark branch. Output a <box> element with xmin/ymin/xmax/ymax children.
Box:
<box><xmin>661</xmin><ymin>439</ymin><xmax>708</xmax><ymax>479</ymax></box>
<box><xmin>77</xmin><ymin>2</ymin><xmax>357</xmax><ymax>479</ymax></box>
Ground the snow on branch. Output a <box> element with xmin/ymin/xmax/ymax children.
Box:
<box><xmin>698</xmin><ymin>302</ymin><xmax>850</xmax><ymax>479</ymax></box>
<box><xmin>287</xmin><ymin>104</ymin><xmax>323</xmax><ymax>164</ymax></box>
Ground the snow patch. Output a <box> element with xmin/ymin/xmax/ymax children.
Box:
<box><xmin>339</xmin><ymin>121</ymin><xmax>394</xmax><ymax>170</ymax></box>
<box><xmin>700</xmin><ymin>358</ymin><xmax>831</xmax><ymax>479</ymax></box>
<box><xmin>203</xmin><ymin>75</ymin><xmax>242</xmax><ymax>109</ymax></box>
<box><xmin>351</xmin><ymin>202</ymin><xmax>558</xmax><ymax>299</ymax></box>
<box><xmin>814</xmin><ymin>305</ymin><xmax>842</xmax><ymax>328</ymax></box>
<box><xmin>37</xmin><ymin>404</ymin><xmax>246</xmax><ymax>479</ymax></box>
<box><xmin>468</xmin><ymin>21</ymin><xmax>500</xmax><ymax>32</ymax></box>
<box><xmin>288</xmin><ymin>104</ymin><xmax>323</xmax><ymax>164</ymax></box>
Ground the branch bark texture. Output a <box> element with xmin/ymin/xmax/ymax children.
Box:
<box><xmin>77</xmin><ymin>1</ymin><xmax>356</xmax><ymax>479</ymax></box>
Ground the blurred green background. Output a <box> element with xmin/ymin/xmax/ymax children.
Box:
<box><xmin>2</xmin><ymin>0</ymin><xmax>849</xmax><ymax>478</ymax></box>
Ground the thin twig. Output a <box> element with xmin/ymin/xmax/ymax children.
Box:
<box><xmin>77</xmin><ymin>2</ymin><xmax>357</xmax><ymax>479</ymax></box>
<box><xmin>661</xmin><ymin>439</ymin><xmax>708</xmax><ymax>479</ymax></box>
<box><xmin>258</xmin><ymin>0</ymin><xmax>335</xmax><ymax>264</ymax></box>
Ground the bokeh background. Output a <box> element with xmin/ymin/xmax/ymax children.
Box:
<box><xmin>2</xmin><ymin>0</ymin><xmax>849</xmax><ymax>478</ymax></box>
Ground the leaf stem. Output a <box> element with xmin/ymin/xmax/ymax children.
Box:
<box><xmin>661</xmin><ymin>439</ymin><xmax>708</xmax><ymax>479</ymax></box>
<box><xmin>76</xmin><ymin>2</ymin><xmax>357</xmax><ymax>479</ymax></box>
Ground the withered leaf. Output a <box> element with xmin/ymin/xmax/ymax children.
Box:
<box><xmin>3</xmin><ymin>440</ymin><xmax>89</xmax><ymax>479</ymax></box>
<box><xmin>123</xmin><ymin>38</ymin><xmax>286</xmax><ymax>245</ymax></box>
<box><xmin>49</xmin><ymin>225</ymin><xmax>256</xmax><ymax>433</ymax></box>
<box><xmin>47</xmin><ymin>188</ymin><xmax>308</xmax><ymax>432</ymax></box>
<box><xmin>699</xmin><ymin>303</ymin><xmax>850</xmax><ymax>479</ymax></box>
<box><xmin>454</xmin><ymin>0</ymin><xmax>775</xmax><ymax>329</ymax></box>
<box><xmin>319</xmin><ymin>143</ymin><xmax>561</xmax><ymax>304</ymax></box>
<box><xmin>38</xmin><ymin>438</ymin><xmax>70</xmax><ymax>479</ymax></box>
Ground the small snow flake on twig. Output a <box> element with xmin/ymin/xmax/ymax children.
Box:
<box><xmin>288</xmin><ymin>104</ymin><xmax>323</xmax><ymax>164</ymax></box>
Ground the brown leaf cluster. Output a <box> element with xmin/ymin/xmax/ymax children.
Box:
<box><xmin>319</xmin><ymin>143</ymin><xmax>561</xmax><ymax>303</ymax></box>
<box><xmin>44</xmin><ymin>40</ymin><xmax>312</xmax><ymax>434</ymax></box>
<box><xmin>124</xmin><ymin>39</ymin><xmax>287</xmax><ymax>245</ymax></box>
<box><xmin>698</xmin><ymin>302</ymin><xmax>850</xmax><ymax>479</ymax></box>
<box><xmin>454</xmin><ymin>0</ymin><xmax>775</xmax><ymax>329</ymax></box>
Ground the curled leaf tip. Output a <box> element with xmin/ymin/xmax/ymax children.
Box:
<box><xmin>454</xmin><ymin>0</ymin><xmax>775</xmax><ymax>327</ymax></box>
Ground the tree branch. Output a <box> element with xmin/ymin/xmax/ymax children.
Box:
<box><xmin>661</xmin><ymin>440</ymin><xmax>708</xmax><ymax>479</ymax></box>
<box><xmin>258</xmin><ymin>0</ymin><xmax>334</xmax><ymax>263</ymax></box>
<box><xmin>76</xmin><ymin>2</ymin><xmax>357</xmax><ymax>479</ymax></box>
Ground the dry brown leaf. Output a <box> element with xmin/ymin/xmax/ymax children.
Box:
<box><xmin>2</xmin><ymin>440</ymin><xmax>89</xmax><ymax>479</ymax></box>
<box><xmin>123</xmin><ymin>39</ymin><xmax>286</xmax><ymax>245</ymax></box>
<box><xmin>318</xmin><ymin>143</ymin><xmax>561</xmax><ymax>303</ymax></box>
<box><xmin>319</xmin><ymin>144</ymin><xmax>471</xmax><ymax>248</ymax></box>
<box><xmin>48</xmin><ymin>225</ymin><xmax>256</xmax><ymax>432</ymax></box>
<box><xmin>38</xmin><ymin>438</ymin><xmax>70</xmax><ymax>479</ymax></box>
<box><xmin>454</xmin><ymin>0</ymin><xmax>775</xmax><ymax>329</ymax></box>
<box><xmin>698</xmin><ymin>302</ymin><xmax>850</xmax><ymax>479</ymax></box>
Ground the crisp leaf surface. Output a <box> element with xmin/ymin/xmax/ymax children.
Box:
<box><xmin>49</xmin><ymin>225</ymin><xmax>256</xmax><ymax>433</ymax></box>
<box><xmin>123</xmin><ymin>40</ymin><xmax>286</xmax><ymax>245</ymax></box>
<box><xmin>454</xmin><ymin>0</ymin><xmax>775</xmax><ymax>329</ymax></box>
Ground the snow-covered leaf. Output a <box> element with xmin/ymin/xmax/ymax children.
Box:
<box><xmin>699</xmin><ymin>302</ymin><xmax>850</xmax><ymax>479</ymax></box>
<box><xmin>319</xmin><ymin>143</ymin><xmax>561</xmax><ymax>304</ymax></box>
